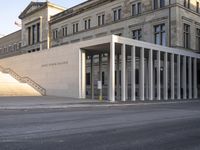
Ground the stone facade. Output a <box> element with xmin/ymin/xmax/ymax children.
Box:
<box><xmin>50</xmin><ymin>0</ymin><xmax>200</xmax><ymax>53</ymax></box>
<box><xmin>0</xmin><ymin>30</ymin><xmax>21</xmax><ymax>58</ymax></box>
<box><xmin>0</xmin><ymin>0</ymin><xmax>200</xmax><ymax>56</ymax></box>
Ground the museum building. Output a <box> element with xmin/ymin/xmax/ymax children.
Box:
<box><xmin>0</xmin><ymin>0</ymin><xmax>200</xmax><ymax>101</ymax></box>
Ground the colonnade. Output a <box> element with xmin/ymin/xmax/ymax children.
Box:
<box><xmin>80</xmin><ymin>39</ymin><xmax>199</xmax><ymax>102</ymax></box>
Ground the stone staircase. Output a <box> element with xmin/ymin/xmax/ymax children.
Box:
<box><xmin>0</xmin><ymin>65</ymin><xmax>46</xmax><ymax>96</ymax></box>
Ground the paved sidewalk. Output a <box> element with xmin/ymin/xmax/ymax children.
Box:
<box><xmin>0</xmin><ymin>96</ymin><xmax>199</xmax><ymax>110</ymax></box>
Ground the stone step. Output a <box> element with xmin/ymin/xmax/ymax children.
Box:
<box><xmin>0</xmin><ymin>71</ymin><xmax>41</xmax><ymax>96</ymax></box>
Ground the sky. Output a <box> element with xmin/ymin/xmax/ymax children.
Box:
<box><xmin>0</xmin><ymin>0</ymin><xmax>86</xmax><ymax>37</ymax></box>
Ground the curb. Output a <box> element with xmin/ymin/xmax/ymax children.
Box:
<box><xmin>0</xmin><ymin>100</ymin><xmax>199</xmax><ymax>110</ymax></box>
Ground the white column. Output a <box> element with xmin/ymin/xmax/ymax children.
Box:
<box><xmin>177</xmin><ymin>55</ymin><xmax>181</xmax><ymax>99</ymax></box>
<box><xmin>193</xmin><ymin>58</ymin><xmax>198</xmax><ymax>99</ymax></box>
<box><xmin>140</xmin><ymin>48</ymin><xmax>145</xmax><ymax>101</ymax></box>
<box><xmin>81</xmin><ymin>50</ymin><xmax>86</xmax><ymax>99</ymax></box>
<box><xmin>126</xmin><ymin>55</ymin><xmax>129</xmax><ymax>100</ymax></box>
<box><xmin>183</xmin><ymin>56</ymin><xmax>187</xmax><ymax>99</ymax></box>
<box><xmin>121</xmin><ymin>44</ymin><xmax>126</xmax><ymax>101</ymax></box>
<box><xmin>164</xmin><ymin>52</ymin><xmax>168</xmax><ymax>100</ymax></box>
<box><xmin>131</xmin><ymin>46</ymin><xmax>136</xmax><ymax>101</ymax></box>
<box><xmin>157</xmin><ymin>51</ymin><xmax>161</xmax><ymax>100</ymax></box>
<box><xmin>91</xmin><ymin>55</ymin><xmax>94</xmax><ymax>99</ymax></box>
<box><xmin>171</xmin><ymin>53</ymin><xmax>175</xmax><ymax>100</ymax></box>
<box><xmin>149</xmin><ymin>49</ymin><xmax>153</xmax><ymax>100</ymax></box>
<box><xmin>99</xmin><ymin>54</ymin><xmax>103</xmax><ymax>100</ymax></box>
<box><xmin>40</xmin><ymin>17</ymin><xmax>43</xmax><ymax>50</ymax></box>
<box><xmin>188</xmin><ymin>57</ymin><xmax>192</xmax><ymax>99</ymax></box>
<box><xmin>107</xmin><ymin>53</ymin><xmax>110</xmax><ymax>100</ymax></box>
<box><xmin>109</xmin><ymin>41</ymin><xmax>115</xmax><ymax>102</ymax></box>
<box><xmin>116</xmin><ymin>53</ymin><xmax>120</xmax><ymax>100</ymax></box>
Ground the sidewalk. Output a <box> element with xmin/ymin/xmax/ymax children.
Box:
<box><xmin>0</xmin><ymin>96</ymin><xmax>199</xmax><ymax>110</ymax></box>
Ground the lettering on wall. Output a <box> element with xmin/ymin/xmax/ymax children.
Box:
<box><xmin>41</xmin><ymin>61</ymin><xmax>68</xmax><ymax>68</ymax></box>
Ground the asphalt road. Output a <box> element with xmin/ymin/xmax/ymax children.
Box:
<box><xmin>0</xmin><ymin>102</ymin><xmax>200</xmax><ymax>150</ymax></box>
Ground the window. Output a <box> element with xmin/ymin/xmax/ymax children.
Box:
<box><xmin>196</xmin><ymin>28</ymin><xmax>200</xmax><ymax>51</ymax></box>
<box><xmin>37</xmin><ymin>23</ymin><xmax>40</xmax><ymax>43</ymax></box>
<box><xmin>154</xmin><ymin>0</ymin><xmax>158</xmax><ymax>9</ymax></box>
<box><xmin>132</xmin><ymin>29</ymin><xmax>142</xmax><ymax>40</ymax></box>
<box><xmin>52</xmin><ymin>29</ymin><xmax>58</xmax><ymax>40</ymax></box>
<box><xmin>197</xmin><ymin>2</ymin><xmax>199</xmax><ymax>13</ymax></box>
<box><xmin>183</xmin><ymin>24</ymin><xmax>190</xmax><ymax>49</ymax></box>
<box><xmin>132</xmin><ymin>2</ymin><xmax>142</xmax><ymax>16</ymax></box>
<box><xmin>32</xmin><ymin>25</ymin><xmax>36</xmax><ymax>44</ymax></box>
<box><xmin>113</xmin><ymin>8</ymin><xmax>121</xmax><ymax>21</ymax></box>
<box><xmin>154</xmin><ymin>0</ymin><xmax>165</xmax><ymax>9</ymax></box>
<box><xmin>13</xmin><ymin>44</ymin><xmax>17</xmax><ymax>51</ymax></box>
<box><xmin>160</xmin><ymin>0</ymin><xmax>165</xmax><ymax>8</ymax></box>
<box><xmin>18</xmin><ymin>43</ymin><xmax>21</xmax><ymax>49</ymax></box>
<box><xmin>62</xmin><ymin>26</ymin><xmax>68</xmax><ymax>37</ymax></box>
<box><xmin>28</xmin><ymin>27</ymin><xmax>31</xmax><ymax>45</ymax></box>
<box><xmin>98</xmin><ymin>14</ymin><xmax>105</xmax><ymax>26</ymax></box>
<box><xmin>8</xmin><ymin>45</ymin><xmax>12</xmax><ymax>52</ymax></box>
<box><xmin>184</xmin><ymin>0</ymin><xmax>190</xmax><ymax>8</ymax></box>
<box><xmin>73</xmin><ymin>23</ymin><xmax>79</xmax><ymax>33</ymax></box>
<box><xmin>154</xmin><ymin>24</ymin><xmax>166</xmax><ymax>46</ymax></box>
<box><xmin>84</xmin><ymin>19</ymin><xmax>91</xmax><ymax>30</ymax></box>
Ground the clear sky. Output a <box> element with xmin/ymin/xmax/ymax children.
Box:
<box><xmin>0</xmin><ymin>0</ymin><xmax>86</xmax><ymax>37</ymax></box>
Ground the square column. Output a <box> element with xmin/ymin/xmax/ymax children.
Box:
<box><xmin>188</xmin><ymin>57</ymin><xmax>192</xmax><ymax>99</ymax></box>
<box><xmin>171</xmin><ymin>53</ymin><xmax>175</xmax><ymax>100</ymax></box>
<box><xmin>177</xmin><ymin>55</ymin><xmax>181</xmax><ymax>99</ymax></box>
<box><xmin>99</xmin><ymin>54</ymin><xmax>103</xmax><ymax>100</ymax></box>
<box><xmin>149</xmin><ymin>49</ymin><xmax>153</xmax><ymax>100</ymax></box>
<box><xmin>81</xmin><ymin>50</ymin><xmax>86</xmax><ymax>99</ymax></box>
<box><xmin>131</xmin><ymin>46</ymin><xmax>136</xmax><ymax>101</ymax></box>
<box><xmin>157</xmin><ymin>51</ymin><xmax>161</xmax><ymax>100</ymax></box>
<box><xmin>140</xmin><ymin>48</ymin><xmax>145</xmax><ymax>101</ymax></box>
<box><xmin>107</xmin><ymin>53</ymin><xmax>110</xmax><ymax>100</ymax></box>
<box><xmin>164</xmin><ymin>52</ymin><xmax>168</xmax><ymax>100</ymax></box>
<box><xmin>183</xmin><ymin>56</ymin><xmax>187</xmax><ymax>99</ymax></box>
<box><xmin>90</xmin><ymin>55</ymin><xmax>94</xmax><ymax>99</ymax></box>
<box><xmin>109</xmin><ymin>42</ymin><xmax>115</xmax><ymax>102</ymax></box>
<box><xmin>121</xmin><ymin>44</ymin><xmax>126</xmax><ymax>101</ymax></box>
<box><xmin>193</xmin><ymin>58</ymin><xmax>198</xmax><ymax>99</ymax></box>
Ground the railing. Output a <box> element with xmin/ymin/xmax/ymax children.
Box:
<box><xmin>0</xmin><ymin>65</ymin><xmax>46</xmax><ymax>96</ymax></box>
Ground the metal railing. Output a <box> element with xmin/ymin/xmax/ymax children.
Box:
<box><xmin>0</xmin><ymin>65</ymin><xmax>46</xmax><ymax>96</ymax></box>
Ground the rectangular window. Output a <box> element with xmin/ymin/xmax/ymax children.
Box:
<box><xmin>154</xmin><ymin>0</ymin><xmax>165</xmax><ymax>9</ymax></box>
<box><xmin>13</xmin><ymin>44</ymin><xmax>17</xmax><ymax>51</ymax></box>
<box><xmin>196</xmin><ymin>28</ymin><xmax>200</xmax><ymax>51</ymax></box>
<box><xmin>84</xmin><ymin>19</ymin><xmax>91</xmax><ymax>30</ymax></box>
<box><xmin>160</xmin><ymin>0</ymin><xmax>165</xmax><ymax>8</ymax></box>
<box><xmin>73</xmin><ymin>23</ymin><xmax>79</xmax><ymax>33</ymax></box>
<box><xmin>154</xmin><ymin>0</ymin><xmax>158</xmax><ymax>9</ymax></box>
<box><xmin>154</xmin><ymin>24</ymin><xmax>166</xmax><ymax>46</ymax></box>
<box><xmin>197</xmin><ymin>2</ymin><xmax>199</xmax><ymax>13</ymax></box>
<box><xmin>32</xmin><ymin>25</ymin><xmax>35</xmax><ymax>44</ymax></box>
<box><xmin>132</xmin><ymin>29</ymin><xmax>142</xmax><ymax>40</ymax></box>
<box><xmin>132</xmin><ymin>2</ymin><xmax>142</xmax><ymax>16</ymax></box>
<box><xmin>113</xmin><ymin>8</ymin><xmax>121</xmax><ymax>21</ymax></box>
<box><xmin>62</xmin><ymin>26</ymin><xmax>67</xmax><ymax>37</ymax></box>
<box><xmin>37</xmin><ymin>23</ymin><xmax>40</xmax><ymax>43</ymax></box>
<box><xmin>183</xmin><ymin>24</ymin><xmax>190</xmax><ymax>49</ymax></box>
<box><xmin>52</xmin><ymin>29</ymin><xmax>58</xmax><ymax>40</ymax></box>
<box><xmin>98</xmin><ymin>14</ymin><xmax>105</xmax><ymax>26</ymax></box>
<box><xmin>184</xmin><ymin>0</ymin><xmax>190</xmax><ymax>8</ymax></box>
<box><xmin>28</xmin><ymin>27</ymin><xmax>31</xmax><ymax>45</ymax></box>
